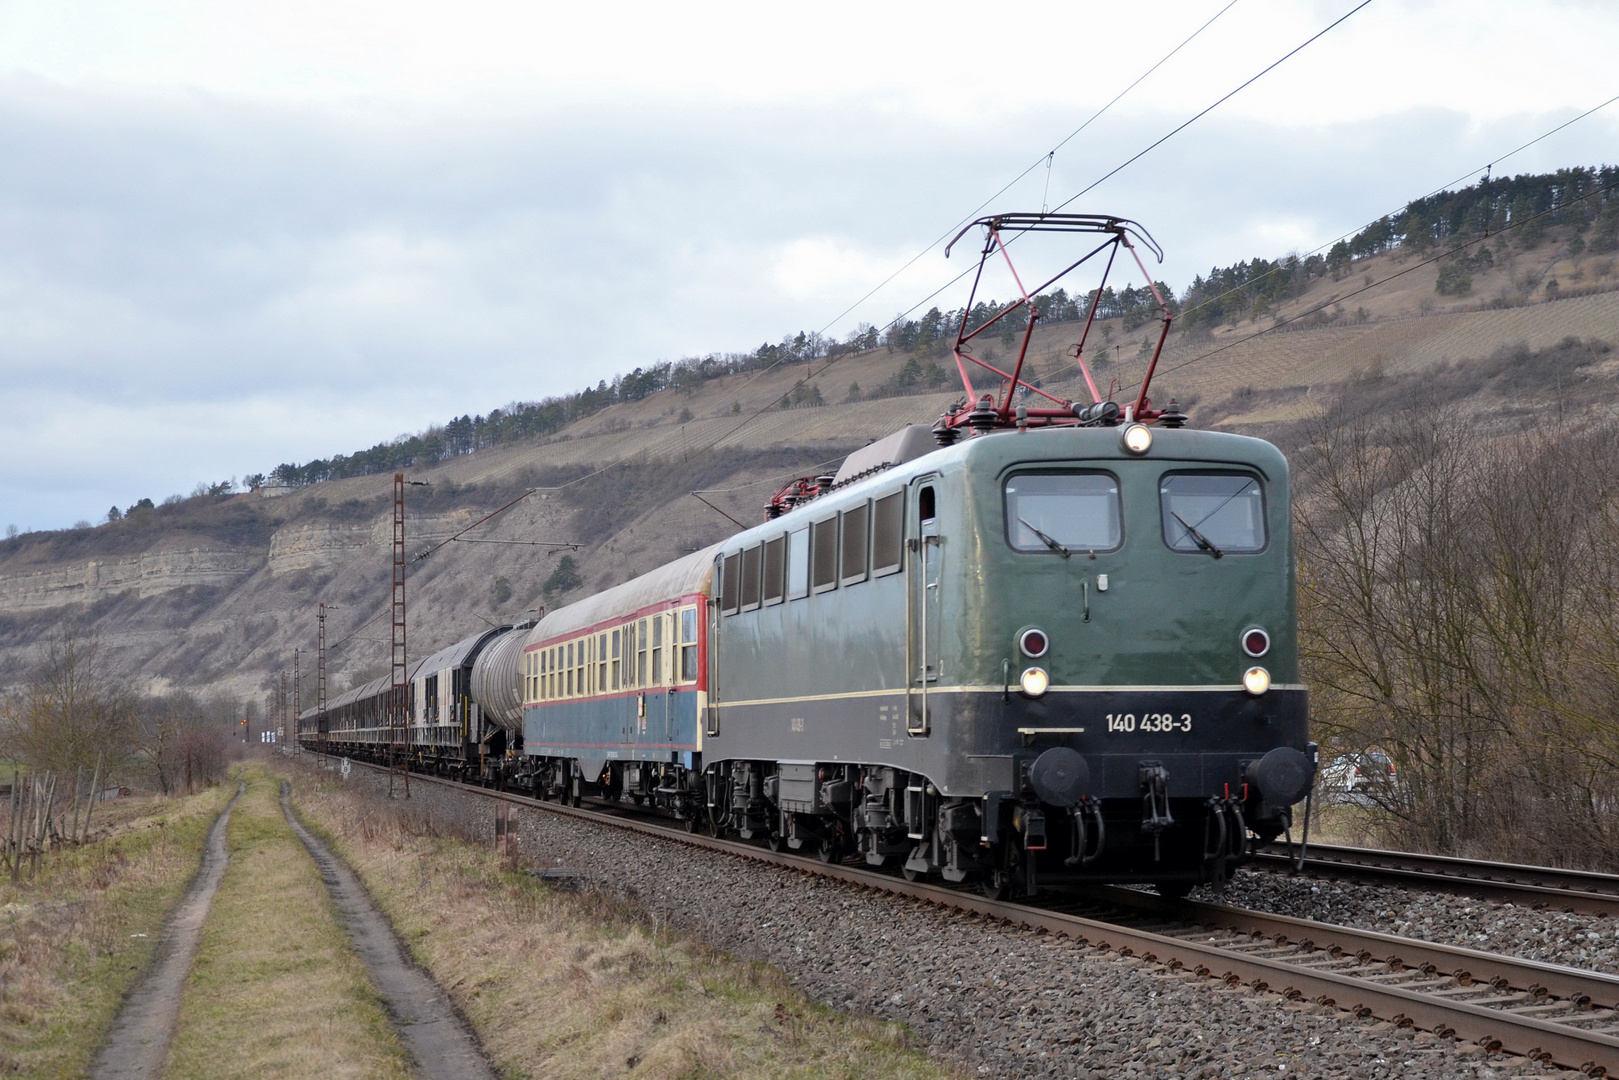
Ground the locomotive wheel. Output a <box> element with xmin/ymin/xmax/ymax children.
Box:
<box><xmin>766</xmin><ymin>833</ymin><xmax>785</xmax><ymax>852</ymax></box>
<box><xmin>902</xmin><ymin>865</ymin><xmax>924</xmax><ymax>882</ymax></box>
<box><xmin>981</xmin><ymin>868</ymin><xmax>1012</xmax><ymax>900</ymax></box>
<box><xmin>816</xmin><ymin>836</ymin><xmax>842</xmax><ymax>864</ymax></box>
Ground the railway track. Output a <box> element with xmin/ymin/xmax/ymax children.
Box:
<box><xmin>1252</xmin><ymin>842</ymin><xmax>1619</xmax><ymax>917</ymax></box>
<box><xmin>311</xmin><ymin>755</ymin><xmax>1619</xmax><ymax>1076</ymax></box>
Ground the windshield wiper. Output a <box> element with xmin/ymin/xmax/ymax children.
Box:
<box><xmin>1171</xmin><ymin>512</ymin><xmax>1223</xmax><ymax>558</ymax></box>
<box><xmin>1018</xmin><ymin>517</ymin><xmax>1071</xmax><ymax>559</ymax></box>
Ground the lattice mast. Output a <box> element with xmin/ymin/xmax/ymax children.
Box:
<box><xmin>293</xmin><ymin>648</ymin><xmax>301</xmax><ymax>755</ymax></box>
<box><xmin>389</xmin><ymin>473</ymin><xmax>410</xmax><ymax>798</ymax></box>
<box><xmin>316</xmin><ymin>606</ymin><xmax>328</xmax><ymax>753</ymax></box>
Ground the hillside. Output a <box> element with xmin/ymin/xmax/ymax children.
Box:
<box><xmin>3</xmin><ymin>204</ymin><xmax>1618</xmax><ymax>709</ymax></box>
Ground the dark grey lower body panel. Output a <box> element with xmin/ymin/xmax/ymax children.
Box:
<box><xmin>708</xmin><ymin>687</ymin><xmax>1308</xmax><ymax>802</ymax></box>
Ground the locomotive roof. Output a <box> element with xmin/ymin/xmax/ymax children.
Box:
<box><xmin>525</xmin><ymin>541</ymin><xmax>724</xmax><ymax>646</ymax></box>
<box><xmin>720</xmin><ymin>424</ymin><xmax>1287</xmax><ymax>554</ymax></box>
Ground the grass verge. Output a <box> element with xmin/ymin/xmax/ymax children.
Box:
<box><xmin>163</xmin><ymin>764</ymin><xmax>410</xmax><ymax>1080</ymax></box>
<box><xmin>0</xmin><ymin>775</ymin><xmax>233</xmax><ymax>1078</ymax></box>
<box><xmin>284</xmin><ymin>764</ymin><xmax>960</xmax><ymax>1080</ymax></box>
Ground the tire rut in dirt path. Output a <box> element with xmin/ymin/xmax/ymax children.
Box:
<box><xmin>279</xmin><ymin>782</ymin><xmax>497</xmax><ymax>1080</ymax></box>
<box><xmin>90</xmin><ymin>782</ymin><xmax>244</xmax><ymax>1080</ymax></box>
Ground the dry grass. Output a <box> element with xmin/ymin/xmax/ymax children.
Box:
<box><xmin>284</xmin><ymin>766</ymin><xmax>960</xmax><ymax>1080</ymax></box>
<box><xmin>163</xmin><ymin>765</ymin><xmax>410</xmax><ymax>1080</ymax></box>
<box><xmin>0</xmin><ymin>779</ymin><xmax>233</xmax><ymax>1078</ymax></box>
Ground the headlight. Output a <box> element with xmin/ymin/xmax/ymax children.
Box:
<box><xmin>1242</xmin><ymin>666</ymin><xmax>1271</xmax><ymax>696</ymax></box>
<box><xmin>1019</xmin><ymin>667</ymin><xmax>1050</xmax><ymax>697</ymax></box>
<box><xmin>1120</xmin><ymin>423</ymin><xmax>1153</xmax><ymax>455</ymax></box>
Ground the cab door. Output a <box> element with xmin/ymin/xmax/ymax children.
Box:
<box><xmin>906</xmin><ymin>478</ymin><xmax>941</xmax><ymax>735</ymax></box>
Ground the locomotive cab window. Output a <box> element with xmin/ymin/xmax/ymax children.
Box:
<box><xmin>1159</xmin><ymin>472</ymin><xmax>1267</xmax><ymax>555</ymax></box>
<box><xmin>1004</xmin><ymin>471</ymin><xmax>1122</xmax><ymax>554</ymax></box>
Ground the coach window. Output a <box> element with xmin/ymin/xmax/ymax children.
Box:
<box><xmin>1004</xmin><ymin>472</ymin><xmax>1122</xmax><ymax>554</ymax></box>
<box><xmin>841</xmin><ymin>500</ymin><xmax>870</xmax><ymax>586</ymax></box>
<box><xmin>575</xmin><ymin>639</ymin><xmax>584</xmax><ymax>696</ymax></box>
<box><xmin>721</xmin><ymin>553</ymin><xmax>741</xmax><ymax>616</ymax></box>
<box><xmin>811</xmin><ymin>516</ymin><xmax>839</xmax><ymax>593</ymax></box>
<box><xmin>565</xmin><ymin>643</ymin><xmax>574</xmax><ymax>696</ymax></box>
<box><xmin>787</xmin><ymin>526</ymin><xmax>809</xmax><ymax>599</ymax></box>
<box><xmin>598</xmin><ymin>633</ymin><xmax>608</xmax><ymax>692</ymax></box>
<box><xmin>652</xmin><ymin>615</ymin><xmax>665</xmax><ymax>685</ymax></box>
<box><xmin>1160</xmin><ymin>472</ymin><xmax>1267</xmax><ymax>555</ymax></box>
<box><xmin>872</xmin><ymin>491</ymin><xmax>904</xmax><ymax>576</ymax></box>
<box><xmin>741</xmin><ymin>545</ymin><xmax>762</xmax><ymax>611</ymax></box>
<box><xmin>551</xmin><ymin>648</ymin><xmax>560</xmax><ymax>698</ymax></box>
<box><xmin>611</xmin><ymin>629</ymin><xmax>621</xmax><ymax>690</ymax></box>
<box><xmin>763</xmin><ymin>535</ymin><xmax>786</xmax><ymax>605</ymax></box>
<box><xmin>637</xmin><ymin>619</ymin><xmax>649</xmax><ymax>685</ymax></box>
<box><xmin>681</xmin><ymin>607</ymin><xmax>698</xmax><ymax>681</ymax></box>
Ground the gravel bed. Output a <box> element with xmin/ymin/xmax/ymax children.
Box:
<box><xmin>1194</xmin><ymin>869</ymin><xmax>1619</xmax><ymax>976</ymax></box>
<box><xmin>314</xmin><ymin>762</ymin><xmax>1574</xmax><ymax>1079</ymax></box>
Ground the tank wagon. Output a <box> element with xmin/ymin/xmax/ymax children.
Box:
<box><xmin>300</xmin><ymin>213</ymin><xmax>1314</xmax><ymax>895</ymax></box>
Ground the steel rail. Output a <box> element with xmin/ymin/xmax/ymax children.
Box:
<box><xmin>1086</xmin><ymin>886</ymin><xmax>1619</xmax><ymax>1010</ymax></box>
<box><xmin>309</xmin><ymin>756</ymin><xmax>1618</xmax><ymax>1076</ymax></box>
<box><xmin>1252</xmin><ymin>842</ymin><xmax>1619</xmax><ymax>917</ymax></box>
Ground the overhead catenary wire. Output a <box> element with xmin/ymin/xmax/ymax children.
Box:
<box><xmin>1116</xmin><ymin>178</ymin><xmax>1619</xmax><ymax>393</ymax></box>
<box><xmin>807</xmin><ymin>0</ymin><xmax>1244</xmax><ymax>346</ymax></box>
<box><xmin>705</xmin><ymin>0</ymin><xmax>1373</xmax><ymax>451</ymax></box>
<box><xmin>1121</xmin><ymin>90</ymin><xmax>1619</xmax><ymax>345</ymax></box>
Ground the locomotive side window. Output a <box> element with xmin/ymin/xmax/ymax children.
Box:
<box><xmin>1159</xmin><ymin>472</ymin><xmax>1267</xmax><ymax>554</ymax></box>
<box><xmin>841</xmin><ymin>501</ymin><xmax>870</xmax><ymax>586</ymax></box>
<box><xmin>811</xmin><ymin>516</ymin><xmax>839</xmax><ymax>593</ymax></box>
<box><xmin>1004</xmin><ymin>472</ymin><xmax>1122</xmax><ymax>554</ymax></box>
<box><xmin>787</xmin><ymin>526</ymin><xmax>809</xmax><ymax>599</ymax></box>
<box><xmin>741</xmin><ymin>545</ymin><xmax>763</xmax><ymax>611</ymax></box>
<box><xmin>918</xmin><ymin>485</ymin><xmax>936</xmax><ymax>522</ymax></box>
<box><xmin>872</xmin><ymin>491</ymin><xmax>904</xmax><ymax>576</ymax></box>
<box><xmin>763</xmin><ymin>536</ymin><xmax>786</xmax><ymax>605</ymax></box>
<box><xmin>681</xmin><ymin>607</ymin><xmax>698</xmax><ymax>681</ymax></box>
<box><xmin>721</xmin><ymin>553</ymin><xmax>740</xmax><ymax>615</ymax></box>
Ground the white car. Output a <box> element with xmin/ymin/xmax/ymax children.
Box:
<box><xmin>1319</xmin><ymin>751</ymin><xmax>1395</xmax><ymax>797</ymax></box>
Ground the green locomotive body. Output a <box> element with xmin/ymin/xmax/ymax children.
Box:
<box><xmin>709</xmin><ymin>423</ymin><xmax>1311</xmax><ymax>894</ymax></box>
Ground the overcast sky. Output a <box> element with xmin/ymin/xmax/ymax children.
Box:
<box><xmin>3</xmin><ymin>0</ymin><xmax>1615</xmax><ymax>532</ymax></box>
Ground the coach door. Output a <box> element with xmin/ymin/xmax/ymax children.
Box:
<box><xmin>906</xmin><ymin>478</ymin><xmax>941</xmax><ymax>736</ymax></box>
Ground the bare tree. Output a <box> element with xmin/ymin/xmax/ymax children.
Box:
<box><xmin>0</xmin><ymin>629</ymin><xmax>134</xmax><ymax>778</ymax></box>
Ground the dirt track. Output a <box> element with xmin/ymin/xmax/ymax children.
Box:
<box><xmin>90</xmin><ymin>783</ymin><xmax>243</xmax><ymax>1080</ymax></box>
<box><xmin>280</xmin><ymin>782</ymin><xmax>496</xmax><ymax>1080</ymax></box>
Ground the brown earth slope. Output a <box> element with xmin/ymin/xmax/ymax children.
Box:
<box><xmin>2</xmin><ymin>248</ymin><xmax>1616</xmax><ymax>705</ymax></box>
